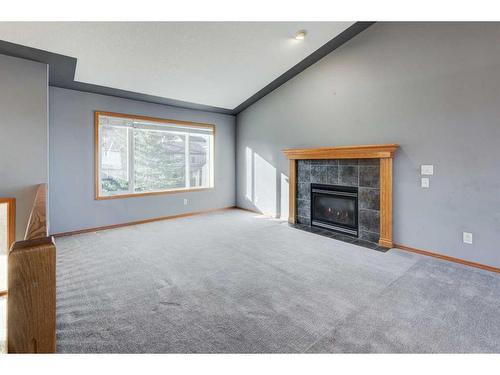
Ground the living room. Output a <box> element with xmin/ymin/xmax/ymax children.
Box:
<box><xmin>1</xmin><ymin>1</ymin><xmax>499</xmax><ymax>373</ymax></box>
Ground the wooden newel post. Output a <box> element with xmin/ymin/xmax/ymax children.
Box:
<box><xmin>7</xmin><ymin>183</ymin><xmax>56</xmax><ymax>353</ymax></box>
<box><xmin>8</xmin><ymin>237</ymin><xmax>56</xmax><ymax>353</ymax></box>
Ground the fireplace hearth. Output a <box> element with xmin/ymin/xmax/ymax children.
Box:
<box><xmin>311</xmin><ymin>184</ymin><xmax>358</xmax><ymax>237</ymax></box>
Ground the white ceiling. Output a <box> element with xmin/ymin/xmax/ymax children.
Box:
<box><xmin>0</xmin><ymin>22</ymin><xmax>353</xmax><ymax>109</ymax></box>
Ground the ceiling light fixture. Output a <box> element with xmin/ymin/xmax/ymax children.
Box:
<box><xmin>294</xmin><ymin>30</ymin><xmax>307</xmax><ymax>40</ymax></box>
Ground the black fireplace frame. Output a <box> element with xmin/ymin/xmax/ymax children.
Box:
<box><xmin>310</xmin><ymin>183</ymin><xmax>359</xmax><ymax>237</ymax></box>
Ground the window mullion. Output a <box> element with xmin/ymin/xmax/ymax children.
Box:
<box><xmin>210</xmin><ymin>134</ymin><xmax>215</xmax><ymax>188</ymax></box>
<box><xmin>185</xmin><ymin>133</ymin><xmax>190</xmax><ymax>189</ymax></box>
<box><xmin>128</xmin><ymin>128</ymin><xmax>135</xmax><ymax>194</ymax></box>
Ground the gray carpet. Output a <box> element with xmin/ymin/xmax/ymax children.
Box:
<box><xmin>55</xmin><ymin>209</ymin><xmax>500</xmax><ymax>353</ymax></box>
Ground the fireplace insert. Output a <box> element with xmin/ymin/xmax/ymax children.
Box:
<box><xmin>310</xmin><ymin>183</ymin><xmax>358</xmax><ymax>237</ymax></box>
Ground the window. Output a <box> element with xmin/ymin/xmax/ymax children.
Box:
<box><xmin>95</xmin><ymin>112</ymin><xmax>215</xmax><ymax>199</ymax></box>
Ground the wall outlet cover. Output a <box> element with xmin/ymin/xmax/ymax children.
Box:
<box><xmin>421</xmin><ymin>165</ymin><xmax>434</xmax><ymax>175</ymax></box>
<box><xmin>463</xmin><ymin>232</ymin><xmax>473</xmax><ymax>244</ymax></box>
<box><xmin>421</xmin><ymin>177</ymin><xmax>430</xmax><ymax>188</ymax></box>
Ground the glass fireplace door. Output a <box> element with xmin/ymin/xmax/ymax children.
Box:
<box><xmin>311</xmin><ymin>184</ymin><xmax>358</xmax><ymax>237</ymax></box>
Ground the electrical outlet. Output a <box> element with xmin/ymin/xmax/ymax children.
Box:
<box><xmin>421</xmin><ymin>177</ymin><xmax>430</xmax><ymax>188</ymax></box>
<box><xmin>183</xmin><ymin>199</ymin><xmax>188</xmax><ymax>205</ymax></box>
<box><xmin>421</xmin><ymin>165</ymin><xmax>434</xmax><ymax>175</ymax></box>
<box><xmin>463</xmin><ymin>232</ymin><xmax>473</xmax><ymax>244</ymax></box>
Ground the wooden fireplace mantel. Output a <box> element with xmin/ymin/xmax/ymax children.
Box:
<box><xmin>283</xmin><ymin>144</ymin><xmax>399</xmax><ymax>248</ymax></box>
<box><xmin>283</xmin><ymin>144</ymin><xmax>398</xmax><ymax>160</ymax></box>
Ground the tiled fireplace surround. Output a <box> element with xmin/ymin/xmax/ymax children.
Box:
<box><xmin>296</xmin><ymin>158</ymin><xmax>381</xmax><ymax>244</ymax></box>
<box><xmin>283</xmin><ymin>144</ymin><xmax>398</xmax><ymax>250</ymax></box>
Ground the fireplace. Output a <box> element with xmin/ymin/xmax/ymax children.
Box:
<box><xmin>284</xmin><ymin>145</ymin><xmax>398</xmax><ymax>248</ymax></box>
<box><xmin>311</xmin><ymin>183</ymin><xmax>359</xmax><ymax>237</ymax></box>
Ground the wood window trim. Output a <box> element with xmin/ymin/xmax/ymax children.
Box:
<box><xmin>0</xmin><ymin>197</ymin><xmax>15</xmax><ymax>250</ymax></box>
<box><xmin>1</xmin><ymin>197</ymin><xmax>15</xmax><ymax>296</ymax></box>
<box><xmin>94</xmin><ymin>111</ymin><xmax>216</xmax><ymax>200</ymax></box>
<box><xmin>283</xmin><ymin>144</ymin><xmax>398</xmax><ymax>248</ymax></box>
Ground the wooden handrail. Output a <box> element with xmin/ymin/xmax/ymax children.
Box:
<box><xmin>24</xmin><ymin>184</ymin><xmax>48</xmax><ymax>240</ymax></box>
<box><xmin>7</xmin><ymin>183</ymin><xmax>56</xmax><ymax>353</ymax></box>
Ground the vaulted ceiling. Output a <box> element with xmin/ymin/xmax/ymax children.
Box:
<box><xmin>0</xmin><ymin>22</ymin><xmax>355</xmax><ymax>110</ymax></box>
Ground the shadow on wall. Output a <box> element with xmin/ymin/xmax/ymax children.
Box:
<box><xmin>245</xmin><ymin>147</ymin><xmax>289</xmax><ymax>219</ymax></box>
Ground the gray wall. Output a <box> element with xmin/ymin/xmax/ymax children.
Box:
<box><xmin>236</xmin><ymin>23</ymin><xmax>500</xmax><ymax>268</ymax></box>
<box><xmin>49</xmin><ymin>87</ymin><xmax>235</xmax><ymax>234</ymax></box>
<box><xmin>0</xmin><ymin>54</ymin><xmax>48</xmax><ymax>240</ymax></box>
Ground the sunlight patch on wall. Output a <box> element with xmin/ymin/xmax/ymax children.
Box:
<box><xmin>280</xmin><ymin>173</ymin><xmax>289</xmax><ymax>220</ymax></box>
<box><xmin>244</xmin><ymin>147</ymin><xmax>279</xmax><ymax>217</ymax></box>
<box><xmin>254</xmin><ymin>153</ymin><xmax>277</xmax><ymax>217</ymax></box>
<box><xmin>245</xmin><ymin>147</ymin><xmax>253</xmax><ymax>201</ymax></box>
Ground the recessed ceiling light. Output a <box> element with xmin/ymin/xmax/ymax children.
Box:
<box><xmin>294</xmin><ymin>30</ymin><xmax>307</xmax><ymax>40</ymax></box>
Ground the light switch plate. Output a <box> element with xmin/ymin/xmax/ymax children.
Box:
<box><xmin>421</xmin><ymin>165</ymin><xmax>434</xmax><ymax>175</ymax></box>
<box><xmin>463</xmin><ymin>232</ymin><xmax>473</xmax><ymax>244</ymax></box>
<box><xmin>421</xmin><ymin>177</ymin><xmax>430</xmax><ymax>188</ymax></box>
